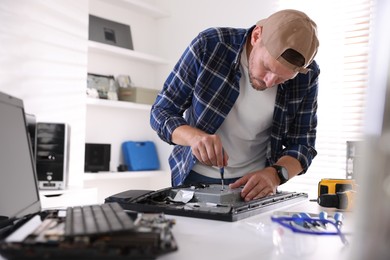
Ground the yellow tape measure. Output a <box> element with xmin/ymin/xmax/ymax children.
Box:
<box><xmin>318</xmin><ymin>178</ymin><xmax>357</xmax><ymax>196</ymax></box>
<box><xmin>316</xmin><ymin>179</ymin><xmax>358</xmax><ymax>211</ymax></box>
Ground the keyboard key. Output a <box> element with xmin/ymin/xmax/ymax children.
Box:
<box><xmin>64</xmin><ymin>203</ymin><xmax>134</xmax><ymax>237</ymax></box>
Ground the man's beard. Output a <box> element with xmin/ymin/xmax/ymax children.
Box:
<box><xmin>247</xmin><ymin>56</ymin><xmax>269</xmax><ymax>91</ymax></box>
<box><xmin>248</xmin><ymin>71</ymin><xmax>268</xmax><ymax>91</ymax></box>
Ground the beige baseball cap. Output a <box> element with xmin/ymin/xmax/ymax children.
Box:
<box><xmin>256</xmin><ymin>9</ymin><xmax>319</xmax><ymax>74</ymax></box>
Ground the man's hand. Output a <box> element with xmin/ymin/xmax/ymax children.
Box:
<box><xmin>172</xmin><ymin>125</ymin><xmax>227</xmax><ymax>167</ymax></box>
<box><xmin>229</xmin><ymin>167</ymin><xmax>279</xmax><ymax>201</ymax></box>
<box><xmin>229</xmin><ymin>156</ymin><xmax>303</xmax><ymax>201</ymax></box>
<box><xmin>190</xmin><ymin>134</ymin><xmax>228</xmax><ymax>167</ymax></box>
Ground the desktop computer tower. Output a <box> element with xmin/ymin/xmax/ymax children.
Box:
<box><xmin>35</xmin><ymin>122</ymin><xmax>69</xmax><ymax>189</ymax></box>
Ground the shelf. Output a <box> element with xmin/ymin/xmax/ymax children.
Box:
<box><xmin>86</xmin><ymin>97</ymin><xmax>151</xmax><ymax>111</ymax></box>
<box><xmin>88</xmin><ymin>41</ymin><xmax>169</xmax><ymax>65</ymax></box>
<box><xmin>83</xmin><ymin>170</ymin><xmax>168</xmax><ymax>181</ymax></box>
<box><xmin>100</xmin><ymin>0</ymin><xmax>169</xmax><ymax>18</ymax></box>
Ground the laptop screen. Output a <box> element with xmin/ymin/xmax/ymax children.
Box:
<box><xmin>0</xmin><ymin>92</ymin><xmax>41</xmax><ymax>219</ymax></box>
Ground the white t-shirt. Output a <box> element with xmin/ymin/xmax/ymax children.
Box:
<box><xmin>192</xmin><ymin>46</ymin><xmax>277</xmax><ymax>179</ymax></box>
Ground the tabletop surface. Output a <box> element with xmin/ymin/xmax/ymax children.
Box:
<box><xmin>0</xmin><ymin>199</ymin><xmax>353</xmax><ymax>260</ymax></box>
<box><xmin>159</xmin><ymin>199</ymin><xmax>353</xmax><ymax>260</ymax></box>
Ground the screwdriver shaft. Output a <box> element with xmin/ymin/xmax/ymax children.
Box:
<box><xmin>220</xmin><ymin>149</ymin><xmax>225</xmax><ymax>190</ymax></box>
<box><xmin>220</xmin><ymin>167</ymin><xmax>224</xmax><ymax>190</ymax></box>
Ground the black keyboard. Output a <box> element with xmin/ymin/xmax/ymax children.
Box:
<box><xmin>64</xmin><ymin>203</ymin><xmax>134</xmax><ymax>237</ymax></box>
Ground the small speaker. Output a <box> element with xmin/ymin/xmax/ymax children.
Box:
<box><xmin>35</xmin><ymin>122</ymin><xmax>69</xmax><ymax>190</ymax></box>
<box><xmin>85</xmin><ymin>143</ymin><xmax>111</xmax><ymax>172</ymax></box>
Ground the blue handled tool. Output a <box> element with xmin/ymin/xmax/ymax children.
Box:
<box><xmin>220</xmin><ymin>149</ymin><xmax>225</xmax><ymax>190</ymax></box>
<box><xmin>334</xmin><ymin>212</ymin><xmax>343</xmax><ymax>230</ymax></box>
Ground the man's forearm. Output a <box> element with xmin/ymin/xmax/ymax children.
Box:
<box><xmin>171</xmin><ymin>125</ymin><xmax>207</xmax><ymax>146</ymax></box>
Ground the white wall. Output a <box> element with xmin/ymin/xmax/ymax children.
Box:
<box><xmin>0</xmin><ymin>0</ymin><xmax>89</xmax><ymax>187</ymax></box>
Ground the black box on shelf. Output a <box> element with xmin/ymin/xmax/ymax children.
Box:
<box><xmin>85</xmin><ymin>143</ymin><xmax>111</xmax><ymax>172</ymax></box>
<box><xmin>89</xmin><ymin>14</ymin><xmax>133</xmax><ymax>50</ymax></box>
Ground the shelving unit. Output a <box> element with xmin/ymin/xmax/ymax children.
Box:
<box><xmin>99</xmin><ymin>0</ymin><xmax>169</xmax><ymax>18</ymax></box>
<box><xmin>88</xmin><ymin>41</ymin><xmax>169</xmax><ymax>65</ymax></box>
<box><xmin>86</xmin><ymin>97</ymin><xmax>151</xmax><ymax>111</ymax></box>
<box><xmin>84</xmin><ymin>0</ymin><xmax>172</xmax><ymax>202</ymax></box>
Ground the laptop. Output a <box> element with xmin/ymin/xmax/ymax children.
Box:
<box><xmin>0</xmin><ymin>91</ymin><xmax>177</xmax><ymax>259</ymax></box>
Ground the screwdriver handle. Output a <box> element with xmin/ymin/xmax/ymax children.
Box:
<box><xmin>334</xmin><ymin>212</ymin><xmax>343</xmax><ymax>229</ymax></box>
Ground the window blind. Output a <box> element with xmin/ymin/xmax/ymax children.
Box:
<box><xmin>277</xmin><ymin>0</ymin><xmax>374</xmax><ymax>197</ymax></box>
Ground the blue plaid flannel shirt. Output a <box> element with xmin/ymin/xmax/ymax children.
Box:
<box><xmin>150</xmin><ymin>26</ymin><xmax>320</xmax><ymax>186</ymax></box>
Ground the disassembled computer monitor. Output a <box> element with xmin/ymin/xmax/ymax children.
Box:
<box><xmin>106</xmin><ymin>183</ymin><xmax>308</xmax><ymax>222</ymax></box>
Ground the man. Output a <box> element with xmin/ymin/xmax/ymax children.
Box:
<box><xmin>150</xmin><ymin>9</ymin><xmax>320</xmax><ymax>201</ymax></box>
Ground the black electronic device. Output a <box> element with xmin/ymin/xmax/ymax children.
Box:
<box><xmin>84</xmin><ymin>143</ymin><xmax>111</xmax><ymax>172</ymax></box>
<box><xmin>105</xmin><ymin>183</ymin><xmax>308</xmax><ymax>222</ymax></box>
<box><xmin>0</xmin><ymin>91</ymin><xmax>178</xmax><ymax>259</ymax></box>
<box><xmin>35</xmin><ymin>122</ymin><xmax>69</xmax><ymax>189</ymax></box>
<box><xmin>89</xmin><ymin>15</ymin><xmax>133</xmax><ymax>50</ymax></box>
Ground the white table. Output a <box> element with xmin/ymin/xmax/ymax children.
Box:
<box><xmin>159</xmin><ymin>200</ymin><xmax>353</xmax><ymax>260</ymax></box>
<box><xmin>0</xmin><ymin>199</ymin><xmax>353</xmax><ymax>260</ymax></box>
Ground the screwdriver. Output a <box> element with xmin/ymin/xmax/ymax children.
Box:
<box><xmin>220</xmin><ymin>149</ymin><xmax>225</xmax><ymax>190</ymax></box>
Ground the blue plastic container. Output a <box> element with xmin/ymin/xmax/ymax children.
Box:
<box><xmin>122</xmin><ymin>141</ymin><xmax>160</xmax><ymax>171</ymax></box>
